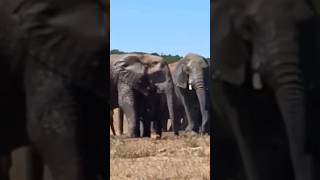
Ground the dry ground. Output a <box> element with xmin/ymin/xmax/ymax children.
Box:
<box><xmin>110</xmin><ymin>109</ymin><xmax>210</xmax><ymax>180</ymax></box>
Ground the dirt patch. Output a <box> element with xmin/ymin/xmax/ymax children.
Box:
<box><xmin>110</xmin><ymin>135</ymin><xmax>210</xmax><ymax>180</ymax></box>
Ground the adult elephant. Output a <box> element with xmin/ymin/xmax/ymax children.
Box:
<box><xmin>110</xmin><ymin>54</ymin><xmax>179</xmax><ymax>138</ymax></box>
<box><xmin>115</xmin><ymin>61</ymin><xmax>188</xmax><ymax>133</ymax></box>
<box><xmin>0</xmin><ymin>0</ymin><xmax>108</xmax><ymax>180</ymax></box>
<box><xmin>157</xmin><ymin>61</ymin><xmax>189</xmax><ymax>132</ymax></box>
<box><xmin>172</xmin><ymin>53</ymin><xmax>210</xmax><ymax>134</ymax></box>
<box><xmin>211</xmin><ymin>0</ymin><xmax>318</xmax><ymax>179</ymax></box>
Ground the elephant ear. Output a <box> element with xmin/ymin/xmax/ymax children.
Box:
<box><xmin>114</xmin><ymin>54</ymin><xmax>148</xmax><ymax>91</ymax></box>
<box><xmin>201</xmin><ymin>59</ymin><xmax>209</xmax><ymax>68</ymax></box>
<box><xmin>175</xmin><ymin>60</ymin><xmax>188</xmax><ymax>89</ymax></box>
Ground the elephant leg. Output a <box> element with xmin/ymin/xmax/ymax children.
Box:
<box><xmin>118</xmin><ymin>83</ymin><xmax>140</xmax><ymax>137</ymax></box>
<box><xmin>118</xmin><ymin>108</ymin><xmax>124</xmax><ymax>135</ymax></box>
<box><xmin>178</xmin><ymin>89</ymin><xmax>198</xmax><ymax>132</ymax></box>
<box><xmin>150</xmin><ymin>121</ymin><xmax>156</xmax><ymax>133</ymax></box>
<box><xmin>141</xmin><ymin>118</ymin><xmax>151</xmax><ymax>137</ymax></box>
<box><xmin>196</xmin><ymin>89</ymin><xmax>210</xmax><ymax>134</ymax></box>
<box><xmin>152</xmin><ymin>97</ymin><xmax>163</xmax><ymax>137</ymax></box>
<box><xmin>162</xmin><ymin>118</ymin><xmax>168</xmax><ymax>132</ymax></box>
<box><xmin>180</xmin><ymin>114</ymin><xmax>188</xmax><ymax>131</ymax></box>
<box><xmin>212</xmin><ymin>80</ymin><xmax>258</xmax><ymax>180</ymax></box>
<box><xmin>110</xmin><ymin>110</ymin><xmax>116</xmax><ymax>136</ymax></box>
<box><xmin>266</xmin><ymin>66</ymin><xmax>312</xmax><ymax>180</ymax></box>
<box><xmin>160</xmin><ymin>96</ymin><xmax>169</xmax><ymax>132</ymax></box>
<box><xmin>26</xmin><ymin>93</ymin><xmax>88</xmax><ymax>180</ymax></box>
<box><xmin>25</xmin><ymin>147</ymin><xmax>44</xmax><ymax>180</ymax></box>
<box><xmin>213</xmin><ymin>138</ymin><xmax>246</xmax><ymax>180</ymax></box>
<box><xmin>25</xmin><ymin>64</ymin><xmax>104</xmax><ymax>180</ymax></box>
<box><xmin>140</xmin><ymin>100</ymin><xmax>152</xmax><ymax>137</ymax></box>
<box><xmin>0</xmin><ymin>153</ymin><xmax>11</xmax><ymax>180</ymax></box>
<box><xmin>152</xmin><ymin>113</ymin><xmax>162</xmax><ymax>138</ymax></box>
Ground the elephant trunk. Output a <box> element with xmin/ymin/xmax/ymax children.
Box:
<box><xmin>196</xmin><ymin>88</ymin><xmax>209</xmax><ymax>133</ymax></box>
<box><xmin>190</xmin><ymin>69</ymin><xmax>206</xmax><ymax>90</ymax></box>
<box><xmin>193</xmin><ymin>75</ymin><xmax>209</xmax><ymax>133</ymax></box>
<box><xmin>166</xmin><ymin>86</ymin><xmax>179</xmax><ymax>135</ymax></box>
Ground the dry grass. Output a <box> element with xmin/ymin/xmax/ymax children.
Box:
<box><xmin>110</xmin><ymin>135</ymin><xmax>210</xmax><ymax>180</ymax></box>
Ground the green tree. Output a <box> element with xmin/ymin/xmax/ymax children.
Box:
<box><xmin>110</xmin><ymin>49</ymin><xmax>125</xmax><ymax>54</ymax></box>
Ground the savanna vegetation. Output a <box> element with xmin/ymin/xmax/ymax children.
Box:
<box><xmin>110</xmin><ymin>49</ymin><xmax>209</xmax><ymax>64</ymax></box>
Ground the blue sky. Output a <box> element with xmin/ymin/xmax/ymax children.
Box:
<box><xmin>110</xmin><ymin>0</ymin><xmax>210</xmax><ymax>58</ymax></box>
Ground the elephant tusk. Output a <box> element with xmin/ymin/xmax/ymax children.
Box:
<box><xmin>188</xmin><ymin>79</ymin><xmax>192</xmax><ymax>90</ymax></box>
<box><xmin>252</xmin><ymin>72</ymin><xmax>263</xmax><ymax>90</ymax></box>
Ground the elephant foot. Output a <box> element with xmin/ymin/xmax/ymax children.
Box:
<box><xmin>199</xmin><ymin>131</ymin><xmax>210</xmax><ymax>136</ymax></box>
<box><xmin>151</xmin><ymin>133</ymin><xmax>161</xmax><ymax>139</ymax></box>
<box><xmin>151</xmin><ymin>131</ymin><xmax>162</xmax><ymax>139</ymax></box>
<box><xmin>116</xmin><ymin>134</ymin><xmax>128</xmax><ymax>139</ymax></box>
<box><xmin>127</xmin><ymin>128</ymin><xmax>141</xmax><ymax>138</ymax></box>
<box><xmin>126</xmin><ymin>132</ymin><xmax>140</xmax><ymax>138</ymax></box>
<box><xmin>174</xmin><ymin>131</ymin><xmax>179</xmax><ymax>136</ymax></box>
<box><xmin>185</xmin><ymin>130</ymin><xmax>198</xmax><ymax>136</ymax></box>
<box><xmin>185</xmin><ymin>125</ymin><xmax>198</xmax><ymax>133</ymax></box>
<box><xmin>199</xmin><ymin>127</ymin><xmax>210</xmax><ymax>136</ymax></box>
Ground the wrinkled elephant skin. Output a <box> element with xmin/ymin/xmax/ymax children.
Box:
<box><xmin>212</xmin><ymin>0</ymin><xmax>318</xmax><ymax>179</ymax></box>
<box><xmin>110</xmin><ymin>54</ymin><xmax>178</xmax><ymax>138</ymax></box>
<box><xmin>0</xmin><ymin>1</ymin><xmax>108</xmax><ymax>180</ymax></box>
<box><xmin>173</xmin><ymin>53</ymin><xmax>211</xmax><ymax>134</ymax></box>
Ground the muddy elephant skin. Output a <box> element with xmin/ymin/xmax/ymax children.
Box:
<box><xmin>110</xmin><ymin>54</ymin><xmax>179</xmax><ymax>138</ymax></box>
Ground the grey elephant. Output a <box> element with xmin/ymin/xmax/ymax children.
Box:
<box><xmin>110</xmin><ymin>54</ymin><xmax>179</xmax><ymax>138</ymax></box>
<box><xmin>211</xmin><ymin>0</ymin><xmax>320</xmax><ymax>179</ymax></box>
<box><xmin>172</xmin><ymin>53</ymin><xmax>211</xmax><ymax>134</ymax></box>
<box><xmin>116</xmin><ymin>61</ymin><xmax>188</xmax><ymax>133</ymax></box>
<box><xmin>157</xmin><ymin>61</ymin><xmax>188</xmax><ymax>132</ymax></box>
<box><xmin>0</xmin><ymin>0</ymin><xmax>108</xmax><ymax>180</ymax></box>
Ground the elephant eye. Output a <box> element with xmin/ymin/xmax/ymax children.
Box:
<box><xmin>184</xmin><ymin>66</ymin><xmax>191</xmax><ymax>73</ymax></box>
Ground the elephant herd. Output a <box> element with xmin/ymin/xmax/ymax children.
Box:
<box><xmin>110</xmin><ymin>53</ymin><xmax>211</xmax><ymax>138</ymax></box>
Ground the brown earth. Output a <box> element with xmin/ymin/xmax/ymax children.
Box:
<box><xmin>110</xmin><ymin>135</ymin><xmax>210</xmax><ymax>180</ymax></box>
<box><xmin>110</xmin><ymin>111</ymin><xmax>210</xmax><ymax>180</ymax></box>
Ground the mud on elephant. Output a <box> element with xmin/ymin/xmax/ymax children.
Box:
<box><xmin>110</xmin><ymin>54</ymin><xmax>179</xmax><ymax>138</ymax></box>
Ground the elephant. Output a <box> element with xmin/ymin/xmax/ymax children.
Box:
<box><xmin>172</xmin><ymin>53</ymin><xmax>211</xmax><ymax>134</ymax></box>
<box><xmin>156</xmin><ymin>61</ymin><xmax>189</xmax><ymax>132</ymax></box>
<box><xmin>211</xmin><ymin>0</ymin><xmax>320</xmax><ymax>179</ymax></box>
<box><xmin>115</xmin><ymin>61</ymin><xmax>188</xmax><ymax>133</ymax></box>
<box><xmin>0</xmin><ymin>0</ymin><xmax>108</xmax><ymax>180</ymax></box>
<box><xmin>110</xmin><ymin>53</ymin><xmax>179</xmax><ymax>138</ymax></box>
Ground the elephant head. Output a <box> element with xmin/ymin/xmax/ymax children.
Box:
<box><xmin>112</xmin><ymin>54</ymin><xmax>152</xmax><ymax>96</ymax></box>
<box><xmin>175</xmin><ymin>53</ymin><xmax>209</xmax><ymax>90</ymax></box>
<box><xmin>212</xmin><ymin>0</ymin><xmax>314</xmax><ymax>86</ymax></box>
<box><xmin>113</xmin><ymin>53</ymin><xmax>179</xmax><ymax>135</ymax></box>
